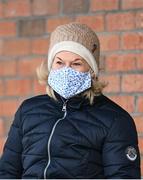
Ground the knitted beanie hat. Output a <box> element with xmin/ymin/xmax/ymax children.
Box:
<box><xmin>48</xmin><ymin>22</ymin><xmax>100</xmax><ymax>76</ymax></box>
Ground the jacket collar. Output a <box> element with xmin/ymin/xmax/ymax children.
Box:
<box><xmin>54</xmin><ymin>91</ymin><xmax>104</xmax><ymax>110</ymax></box>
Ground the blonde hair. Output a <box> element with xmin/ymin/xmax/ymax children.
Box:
<box><xmin>36</xmin><ymin>61</ymin><xmax>107</xmax><ymax>105</ymax></box>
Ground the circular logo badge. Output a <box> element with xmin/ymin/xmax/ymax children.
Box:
<box><xmin>125</xmin><ymin>146</ymin><xmax>137</xmax><ymax>161</ymax></box>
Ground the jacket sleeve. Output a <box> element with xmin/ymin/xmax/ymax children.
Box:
<box><xmin>0</xmin><ymin>104</ymin><xmax>23</xmax><ymax>178</ymax></box>
<box><xmin>102</xmin><ymin>113</ymin><xmax>141</xmax><ymax>179</ymax></box>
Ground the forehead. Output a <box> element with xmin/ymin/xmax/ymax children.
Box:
<box><xmin>54</xmin><ymin>51</ymin><xmax>84</xmax><ymax>61</ymax></box>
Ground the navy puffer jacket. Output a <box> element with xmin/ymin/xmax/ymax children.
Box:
<box><xmin>0</xmin><ymin>93</ymin><xmax>141</xmax><ymax>178</ymax></box>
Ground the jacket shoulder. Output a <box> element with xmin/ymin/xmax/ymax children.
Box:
<box><xmin>100</xmin><ymin>95</ymin><xmax>131</xmax><ymax>117</ymax></box>
<box><xmin>93</xmin><ymin>95</ymin><xmax>134</xmax><ymax>129</ymax></box>
<box><xmin>19</xmin><ymin>94</ymin><xmax>53</xmax><ymax>114</ymax></box>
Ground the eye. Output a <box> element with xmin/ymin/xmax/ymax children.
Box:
<box><xmin>72</xmin><ymin>62</ymin><xmax>82</xmax><ymax>66</ymax></box>
<box><xmin>56</xmin><ymin>61</ymin><xmax>63</xmax><ymax>65</ymax></box>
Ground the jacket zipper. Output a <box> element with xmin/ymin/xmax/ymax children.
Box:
<box><xmin>44</xmin><ymin>100</ymin><xmax>68</xmax><ymax>179</ymax></box>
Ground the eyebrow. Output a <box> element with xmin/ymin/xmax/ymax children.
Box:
<box><xmin>56</xmin><ymin>56</ymin><xmax>84</xmax><ymax>61</ymax></box>
<box><xmin>56</xmin><ymin>57</ymin><xmax>63</xmax><ymax>61</ymax></box>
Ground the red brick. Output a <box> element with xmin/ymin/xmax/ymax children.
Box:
<box><xmin>106</xmin><ymin>12</ymin><xmax>135</xmax><ymax>31</ymax></box>
<box><xmin>122</xmin><ymin>74</ymin><xmax>143</xmax><ymax>92</ymax></box>
<box><xmin>4</xmin><ymin>0</ymin><xmax>31</xmax><ymax>17</ymax></box>
<box><xmin>139</xmin><ymin>137</ymin><xmax>143</xmax><ymax>154</ymax></box>
<box><xmin>99</xmin><ymin>34</ymin><xmax>120</xmax><ymax>51</ymax></box>
<box><xmin>3</xmin><ymin>39</ymin><xmax>31</xmax><ymax>56</ymax></box>
<box><xmin>0</xmin><ymin>80</ymin><xmax>4</xmax><ymax>96</ymax></box>
<box><xmin>32</xmin><ymin>0</ymin><xmax>59</xmax><ymax>16</ymax></box>
<box><xmin>0</xmin><ymin>40</ymin><xmax>3</xmax><ymax>55</ymax></box>
<box><xmin>0</xmin><ymin>22</ymin><xmax>16</xmax><ymax>37</ymax></box>
<box><xmin>0</xmin><ymin>99</ymin><xmax>18</xmax><ymax>116</ymax></box>
<box><xmin>134</xmin><ymin>115</ymin><xmax>143</xmax><ymax>133</ymax></box>
<box><xmin>105</xmin><ymin>54</ymin><xmax>136</xmax><ymax>72</ymax></box>
<box><xmin>0</xmin><ymin>2</ymin><xmax>3</xmax><ymax>18</ymax></box>
<box><xmin>19</xmin><ymin>19</ymin><xmax>46</xmax><ymax>37</ymax></box>
<box><xmin>33</xmin><ymin>79</ymin><xmax>46</xmax><ymax>95</ymax></box>
<box><xmin>137</xmin><ymin>96</ymin><xmax>143</xmax><ymax>113</ymax></box>
<box><xmin>122</xmin><ymin>32</ymin><xmax>143</xmax><ymax>50</ymax></box>
<box><xmin>100</xmin><ymin>74</ymin><xmax>120</xmax><ymax>93</ymax></box>
<box><xmin>0</xmin><ymin>137</ymin><xmax>6</xmax><ymax>155</ymax></box>
<box><xmin>136</xmin><ymin>54</ymin><xmax>143</xmax><ymax>70</ymax></box>
<box><xmin>63</xmin><ymin>0</ymin><xmax>89</xmax><ymax>14</ymax></box>
<box><xmin>31</xmin><ymin>38</ymin><xmax>49</xmax><ymax>55</ymax></box>
<box><xmin>5</xmin><ymin>79</ymin><xmax>32</xmax><ymax>96</ymax></box>
<box><xmin>46</xmin><ymin>17</ymin><xmax>73</xmax><ymax>33</ymax></box>
<box><xmin>110</xmin><ymin>95</ymin><xmax>134</xmax><ymax>113</ymax></box>
<box><xmin>0</xmin><ymin>60</ymin><xmax>17</xmax><ymax>76</ymax></box>
<box><xmin>122</xmin><ymin>0</ymin><xmax>143</xmax><ymax>9</ymax></box>
<box><xmin>136</xmin><ymin>11</ymin><xmax>143</xmax><ymax>28</ymax></box>
<box><xmin>90</xmin><ymin>0</ymin><xmax>119</xmax><ymax>12</ymax></box>
<box><xmin>0</xmin><ymin>119</ymin><xmax>5</xmax><ymax>137</ymax></box>
<box><xmin>17</xmin><ymin>57</ymin><xmax>42</xmax><ymax>76</ymax></box>
<box><xmin>76</xmin><ymin>15</ymin><xmax>104</xmax><ymax>32</ymax></box>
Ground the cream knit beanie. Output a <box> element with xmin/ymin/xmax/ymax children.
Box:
<box><xmin>48</xmin><ymin>22</ymin><xmax>100</xmax><ymax>76</ymax></box>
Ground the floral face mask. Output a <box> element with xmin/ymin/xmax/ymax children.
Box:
<box><xmin>48</xmin><ymin>67</ymin><xmax>91</xmax><ymax>99</ymax></box>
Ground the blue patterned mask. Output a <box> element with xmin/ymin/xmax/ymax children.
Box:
<box><xmin>48</xmin><ymin>67</ymin><xmax>91</xmax><ymax>99</ymax></box>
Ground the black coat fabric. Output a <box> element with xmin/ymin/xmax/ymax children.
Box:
<box><xmin>0</xmin><ymin>93</ymin><xmax>141</xmax><ymax>179</ymax></box>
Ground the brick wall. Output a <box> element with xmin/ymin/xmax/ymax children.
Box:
<box><xmin>0</xmin><ymin>0</ymin><xmax>143</xmax><ymax>175</ymax></box>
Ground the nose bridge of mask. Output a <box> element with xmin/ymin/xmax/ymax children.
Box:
<box><xmin>52</xmin><ymin>66</ymin><xmax>90</xmax><ymax>85</ymax></box>
<box><xmin>51</xmin><ymin>66</ymin><xmax>91</xmax><ymax>78</ymax></box>
<box><xmin>60</xmin><ymin>66</ymin><xmax>79</xmax><ymax>75</ymax></box>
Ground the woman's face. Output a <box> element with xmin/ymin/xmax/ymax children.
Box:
<box><xmin>51</xmin><ymin>51</ymin><xmax>90</xmax><ymax>72</ymax></box>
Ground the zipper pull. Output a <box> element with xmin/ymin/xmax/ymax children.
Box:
<box><xmin>62</xmin><ymin>100</ymin><xmax>68</xmax><ymax>112</ymax></box>
<box><xmin>62</xmin><ymin>103</ymin><xmax>66</xmax><ymax>112</ymax></box>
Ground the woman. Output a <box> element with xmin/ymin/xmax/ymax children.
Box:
<box><xmin>0</xmin><ymin>22</ymin><xmax>141</xmax><ymax>179</ymax></box>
